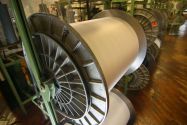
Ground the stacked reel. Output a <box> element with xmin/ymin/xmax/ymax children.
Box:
<box><xmin>25</xmin><ymin>10</ymin><xmax>147</xmax><ymax>125</ymax></box>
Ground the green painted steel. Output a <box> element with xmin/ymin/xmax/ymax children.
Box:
<box><xmin>23</xmin><ymin>95</ymin><xmax>37</xmax><ymax>104</ymax></box>
<box><xmin>9</xmin><ymin>0</ymin><xmax>57</xmax><ymax>125</ymax></box>
<box><xmin>5</xmin><ymin>60</ymin><xmax>20</xmax><ymax>67</ymax></box>
<box><xmin>130</xmin><ymin>0</ymin><xmax>135</xmax><ymax>15</ymax></box>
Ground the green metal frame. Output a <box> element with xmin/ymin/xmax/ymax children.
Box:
<box><xmin>9</xmin><ymin>0</ymin><xmax>58</xmax><ymax>125</ymax></box>
<box><xmin>0</xmin><ymin>54</ymin><xmax>37</xmax><ymax>114</ymax></box>
<box><xmin>0</xmin><ymin>57</ymin><xmax>27</xmax><ymax>113</ymax></box>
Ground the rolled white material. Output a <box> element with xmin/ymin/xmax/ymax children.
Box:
<box><xmin>28</xmin><ymin>11</ymin><xmax>142</xmax><ymax>125</ymax></box>
<box><xmin>71</xmin><ymin>17</ymin><xmax>139</xmax><ymax>91</ymax></box>
<box><xmin>101</xmin><ymin>90</ymin><xmax>131</xmax><ymax>125</ymax></box>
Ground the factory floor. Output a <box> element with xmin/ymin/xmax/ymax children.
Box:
<box><xmin>0</xmin><ymin>25</ymin><xmax>187</xmax><ymax>125</ymax></box>
<box><xmin>128</xmin><ymin>25</ymin><xmax>187</xmax><ymax>124</ymax></box>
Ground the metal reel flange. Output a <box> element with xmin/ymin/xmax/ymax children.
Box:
<box><xmin>118</xmin><ymin>64</ymin><xmax>150</xmax><ymax>91</ymax></box>
<box><xmin>147</xmin><ymin>42</ymin><xmax>160</xmax><ymax>59</ymax></box>
<box><xmin>151</xmin><ymin>9</ymin><xmax>168</xmax><ymax>34</ymax></box>
<box><xmin>143</xmin><ymin>51</ymin><xmax>156</xmax><ymax>72</ymax></box>
<box><xmin>134</xmin><ymin>9</ymin><xmax>160</xmax><ymax>46</ymax></box>
<box><xmin>28</xmin><ymin>13</ymin><xmax>109</xmax><ymax>125</ymax></box>
<box><xmin>127</xmin><ymin>64</ymin><xmax>150</xmax><ymax>90</ymax></box>
<box><xmin>32</xmin><ymin>33</ymin><xmax>89</xmax><ymax>120</ymax></box>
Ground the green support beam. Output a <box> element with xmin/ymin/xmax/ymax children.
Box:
<box><xmin>130</xmin><ymin>0</ymin><xmax>135</xmax><ymax>15</ymax></box>
<box><xmin>9</xmin><ymin>0</ymin><xmax>57</xmax><ymax>124</ymax></box>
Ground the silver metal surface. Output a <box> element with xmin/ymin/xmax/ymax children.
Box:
<box><xmin>93</xmin><ymin>10</ymin><xmax>147</xmax><ymax>75</ymax></box>
<box><xmin>28</xmin><ymin>10</ymin><xmax>146</xmax><ymax>125</ymax></box>
<box><xmin>71</xmin><ymin>17</ymin><xmax>140</xmax><ymax>91</ymax></box>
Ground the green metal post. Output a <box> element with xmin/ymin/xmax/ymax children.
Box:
<box><xmin>104</xmin><ymin>0</ymin><xmax>111</xmax><ymax>9</ymax></box>
<box><xmin>0</xmin><ymin>58</ymin><xmax>27</xmax><ymax>114</ymax></box>
<box><xmin>9</xmin><ymin>0</ymin><xmax>57</xmax><ymax>124</ymax></box>
<box><xmin>130</xmin><ymin>0</ymin><xmax>135</xmax><ymax>15</ymax></box>
<box><xmin>9</xmin><ymin>0</ymin><xmax>41</xmax><ymax>95</ymax></box>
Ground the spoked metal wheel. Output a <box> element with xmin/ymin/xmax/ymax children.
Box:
<box><xmin>28</xmin><ymin>13</ymin><xmax>109</xmax><ymax>125</ymax></box>
<box><xmin>127</xmin><ymin>64</ymin><xmax>150</xmax><ymax>90</ymax></box>
<box><xmin>32</xmin><ymin>33</ymin><xmax>89</xmax><ymax>119</ymax></box>
<box><xmin>147</xmin><ymin>42</ymin><xmax>160</xmax><ymax>59</ymax></box>
<box><xmin>27</xmin><ymin>10</ymin><xmax>146</xmax><ymax>125</ymax></box>
<box><xmin>118</xmin><ymin>64</ymin><xmax>150</xmax><ymax>91</ymax></box>
<box><xmin>134</xmin><ymin>9</ymin><xmax>160</xmax><ymax>45</ymax></box>
<box><xmin>143</xmin><ymin>52</ymin><xmax>156</xmax><ymax>72</ymax></box>
<box><xmin>134</xmin><ymin>15</ymin><xmax>154</xmax><ymax>45</ymax></box>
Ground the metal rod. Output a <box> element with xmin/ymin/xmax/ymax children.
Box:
<box><xmin>5</xmin><ymin>59</ymin><xmax>20</xmax><ymax>67</ymax></box>
<box><xmin>130</xmin><ymin>0</ymin><xmax>135</xmax><ymax>15</ymax></box>
<box><xmin>23</xmin><ymin>95</ymin><xmax>37</xmax><ymax>104</ymax></box>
